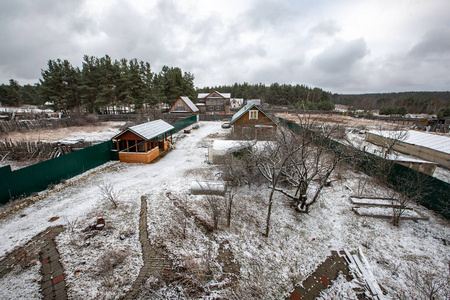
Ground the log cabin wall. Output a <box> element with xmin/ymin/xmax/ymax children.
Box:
<box><xmin>118</xmin><ymin>147</ymin><xmax>160</xmax><ymax>163</ymax></box>
<box><xmin>233</xmin><ymin>109</ymin><xmax>277</xmax><ymax>137</ymax></box>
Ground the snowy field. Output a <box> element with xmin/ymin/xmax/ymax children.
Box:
<box><xmin>0</xmin><ymin>121</ymin><xmax>449</xmax><ymax>299</ymax></box>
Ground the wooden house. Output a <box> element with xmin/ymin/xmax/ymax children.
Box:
<box><xmin>230</xmin><ymin>103</ymin><xmax>277</xmax><ymax>139</ymax></box>
<box><xmin>112</xmin><ymin>120</ymin><xmax>174</xmax><ymax>163</ymax></box>
<box><xmin>230</xmin><ymin>98</ymin><xmax>244</xmax><ymax>111</ymax></box>
<box><xmin>168</xmin><ymin>96</ymin><xmax>199</xmax><ymax>114</ymax></box>
<box><xmin>197</xmin><ymin>91</ymin><xmax>231</xmax><ymax>114</ymax></box>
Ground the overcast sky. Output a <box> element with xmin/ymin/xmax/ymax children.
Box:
<box><xmin>1</xmin><ymin>0</ymin><xmax>449</xmax><ymax>94</ymax></box>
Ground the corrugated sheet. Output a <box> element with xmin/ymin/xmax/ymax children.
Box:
<box><xmin>1</xmin><ymin>141</ymin><xmax>113</xmax><ymax>204</ymax></box>
<box><xmin>372</xmin><ymin>130</ymin><xmax>450</xmax><ymax>154</ymax></box>
<box><xmin>180</xmin><ymin>96</ymin><xmax>199</xmax><ymax>112</ymax></box>
<box><xmin>114</xmin><ymin>120</ymin><xmax>174</xmax><ymax>141</ymax></box>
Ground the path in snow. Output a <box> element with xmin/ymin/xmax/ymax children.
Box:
<box><xmin>0</xmin><ymin>226</ymin><xmax>68</xmax><ymax>298</ymax></box>
<box><xmin>124</xmin><ymin>195</ymin><xmax>172</xmax><ymax>299</ymax></box>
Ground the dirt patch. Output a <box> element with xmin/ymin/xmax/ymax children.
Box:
<box><xmin>217</xmin><ymin>241</ymin><xmax>240</xmax><ymax>283</ymax></box>
<box><xmin>276</xmin><ymin>113</ymin><xmax>410</xmax><ymax>129</ymax></box>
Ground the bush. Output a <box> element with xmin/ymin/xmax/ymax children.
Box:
<box><xmin>317</xmin><ymin>101</ymin><xmax>335</xmax><ymax>111</ymax></box>
<box><xmin>379</xmin><ymin>106</ymin><xmax>408</xmax><ymax>116</ymax></box>
<box><xmin>437</xmin><ymin>107</ymin><xmax>450</xmax><ymax>118</ymax></box>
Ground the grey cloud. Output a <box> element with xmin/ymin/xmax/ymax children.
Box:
<box><xmin>310</xmin><ymin>20</ymin><xmax>340</xmax><ymax>36</ymax></box>
<box><xmin>410</xmin><ymin>27</ymin><xmax>450</xmax><ymax>57</ymax></box>
<box><xmin>244</xmin><ymin>0</ymin><xmax>300</xmax><ymax>31</ymax></box>
<box><xmin>0</xmin><ymin>0</ymin><xmax>86</xmax><ymax>82</ymax></box>
<box><xmin>312</xmin><ymin>38</ymin><xmax>368</xmax><ymax>73</ymax></box>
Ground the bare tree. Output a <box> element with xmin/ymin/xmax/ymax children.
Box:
<box><xmin>374</xmin><ymin>127</ymin><xmax>408</xmax><ymax>160</ymax></box>
<box><xmin>262</xmin><ymin>115</ymin><xmax>349</xmax><ymax>214</ymax></box>
<box><xmin>252</xmin><ymin>131</ymin><xmax>303</xmax><ymax>237</ymax></box>
<box><xmin>366</xmin><ymin>126</ymin><xmax>409</xmax><ymax>183</ymax></box>
<box><xmin>388</xmin><ymin>169</ymin><xmax>429</xmax><ymax>226</ymax></box>
<box><xmin>225</xmin><ymin>186</ymin><xmax>236</xmax><ymax>227</ymax></box>
<box><xmin>403</xmin><ymin>265</ymin><xmax>450</xmax><ymax>299</ymax></box>
<box><xmin>206</xmin><ymin>194</ymin><xmax>222</xmax><ymax>230</ymax></box>
<box><xmin>99</xmin><ymin>182</ymin><xmax>121</xmax><ymax>208</ymax></box>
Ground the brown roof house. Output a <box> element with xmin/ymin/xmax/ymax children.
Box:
<box><xmin>196</xmin><ymin>91</ymin><xmax>231</xmax><ymax>114</ymax></box>
<box><xmin>230</xmin><ymin>103</ymin><xmax>277</xmax><ymax>139</ymax></box>
<box><xmin>230</xmin><ymin>98</ymin><xmax>244</xmax><ymax>110</ymax></box>
<box><xmin>112</xmin><ymin>120</ymin><xmax>174</xmax><ymax>163</ymax></box>
<box><xmin>168</xmin><ymin>96</ymin><xmax>199</xmax><ymax>114</ymax></box>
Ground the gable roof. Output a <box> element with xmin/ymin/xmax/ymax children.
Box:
<box><xmin>230</xmin><ymin>103</ymin><xmax>274</xmax><ymax>124</ymax></box>
<box><xmin>112</xmin><ymin>119</ymin><xmax>174</xmax><ymax>141</ymax></box>
<box><xmin>198</xmin><ymin>91</ymin><xmax>231</xmax><ymax>99</ymax></box>
<box><xmin>231</xmin><ymin>98</ymin><xmax>244</xmax><ymax>104</ymax></box>
<box><xmin>180</xmin><ymin>96</ymin><xmax>199</xmax><ymax>112</ymax></box>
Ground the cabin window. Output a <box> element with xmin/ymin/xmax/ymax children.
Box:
<box><xmin>215</xmin><ymin>106</ymin><xmax>222</xmax><ymax>111</ymax></box>
<box><xmin>249</xmin><ymin>110</ymin><xmax>258</xmax><ymax>119</ymax></box>
<box><xmin>208</xmin><ymin>106</ymin><xmax>214</xmax><ymax>111</ymax></box>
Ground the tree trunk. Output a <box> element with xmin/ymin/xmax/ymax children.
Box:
<box><xmin>226</xmin><ymin>195</ymin><xmax>233</xmax><ymax>227</ymax></box>
<box><xmin>265</xmin><ymin>188</ymin><xmax>275</xmax><ymax>237</ymax></box>
<box><xmin>298</xmin><ymin>182</ymin><xmax>308</xmax><ymax>210</ymax></box>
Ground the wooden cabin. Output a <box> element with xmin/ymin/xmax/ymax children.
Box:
<box><xmin>168</xmin><ymin>96</ymin><xmax>199</xmax><ymax>114</ymax></box>
<box><xmin>230</xmin><ymin>103</ymin><xmax>277</xmax><ymax>139</ymax></box>
<box><xmin>112</xmin><ymin>120</ymin><xmax>174</xmax><ymax>163</ymax></box>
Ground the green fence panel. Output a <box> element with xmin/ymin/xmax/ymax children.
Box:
<box><xmin>0</xmin><ymin>141</ymin><xmax>112</xmax><ymax>205</ymax></box>
<box><xmin>1</xmin><ymin>114</ymin><xmax>199</xmax><ymax>205</ymax></box>
<box><xmin>278</xmin><ymin>117</ymin><xmax>450</xmax><ymax>219</ymax></box>
<box><xmin>171</xmin><ymin>115</ymin><xmax>198</xmax><ymax>133</ymax></box>
<box><xmin>0</xmin><ymin>166</ymin><xmax>13</xmax><ymax>202</ymax></box>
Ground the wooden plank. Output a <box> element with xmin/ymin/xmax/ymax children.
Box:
<box><xmin>357</xmin><ymin>248</ymin><xmax>385</xmax><ymax>299</ymax></box>
<box><xmin>352</xmin><ymin>207</ymin><xmax>429</xmax><ymax>221</ymax></box>
<box><xmin>352</xmin><ymin>254</ymin><xmax>379</xmax><ymax>298</ymax></box>
<box><xmin>350</xmin><ymin>196</ymin><xmax>402</xmax><ymax>208</ymax></box>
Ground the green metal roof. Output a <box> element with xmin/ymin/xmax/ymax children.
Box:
<box><xmin>230</xmin><ymin>103</ymin><xmax>273</xmax><ymax>124</ymax></box>
<box><xmin>112</xmin><ymin>119</ymin><xmax>174</xmax><ymax>141</ymax></box>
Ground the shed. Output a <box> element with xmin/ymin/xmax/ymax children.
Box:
<box><xmin>230</xmin><ymin>103</ymin><xmax>277</xmax><ymax>139</ymax></box>
<box><xmin>112</xmin><ymin>120</ymin><xmax>174</xmax><ymax>163</ymax></box>
<box><xmin>366</xmin><ymin>130</ymin><xmax>450</xmax><ymax>169</ymax></box>
<box><xmin>168</xmin><ymin>96</ymin><xmax>199</xmax><ymax>113</ymax></box>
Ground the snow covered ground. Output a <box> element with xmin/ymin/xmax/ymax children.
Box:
<box><xmin>0</xmin><ymin>121</ymin><xmax>449</xmax><ymax>299</ymax></box>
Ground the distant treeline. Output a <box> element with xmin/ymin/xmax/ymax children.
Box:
<box><xmin>333</xmin><ymin>92</ymin><xmax>450</xmax><ymax>117</ymax></box>
<box><xmin>198</xmin><ymin>83</ymin><xmax>335</xmax><ymax>110</ymax></box>
<box><xmin>0</xmin><ymin>55</ymin><xmax>196</xmax><ymax>113</ymax></box>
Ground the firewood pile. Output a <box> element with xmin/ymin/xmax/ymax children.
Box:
<box><xmin>0</xmin><ymin>140</ymin><xmax>91</xmax><ymax>162</ymax></box>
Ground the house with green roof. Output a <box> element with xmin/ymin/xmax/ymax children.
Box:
<box><xmin>230</xmin><ymin>103</ymin><xmax>277</xmax><ymax>139</ymax></box>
